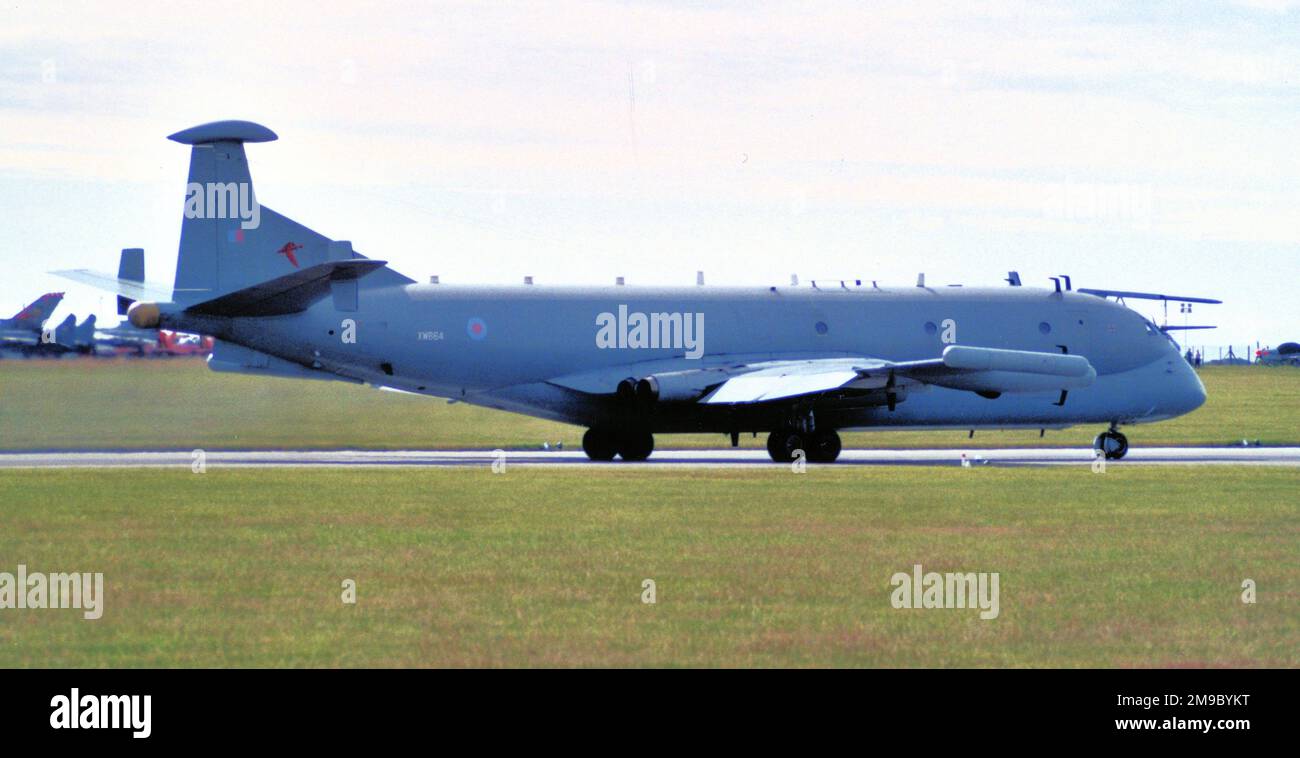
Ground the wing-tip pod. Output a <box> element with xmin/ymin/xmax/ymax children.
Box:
<box><xmin>942</xmin><ymin>345</ymin><xmax>1094</xmax><ymax>378</ymax></box>
<box><xmin>167</xmin><ymin>120</ymin><xmax>278</xmax><ymax>145</ymax></box>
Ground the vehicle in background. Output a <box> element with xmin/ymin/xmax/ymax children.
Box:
<box><xmin>1257</xmin><ymin>342</ymin><xmax>1300</xmax><ymax>366</ymax></box>
<box><xmin>157</xmin><ymin>330</ymin><xmax>214</xmax><ymax>357</ymax></box>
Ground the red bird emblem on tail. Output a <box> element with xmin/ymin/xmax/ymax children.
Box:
<box><xmin>276</xmin><ymin>242</ymin><xmax>303</xmax><ymax>268</ymax></box>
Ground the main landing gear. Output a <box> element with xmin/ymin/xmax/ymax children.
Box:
<box><xmin>766</xmin><ymin>427</ymin><xmax>842</xmax><ymax>463</ymax></box>
<box><xmin>582</xmin><ymin>426</ymin><xmax>654</xmax><ymax>462</ymax></box>
<box><xmin>1093</xmin><ymin>425</ymin><xmax>1129</xmax><ymax>460</ymax></box>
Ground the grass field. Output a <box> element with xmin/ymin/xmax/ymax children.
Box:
<box><xmin>1</xmin><ymin>359</ymin><xmax>1298</xmax><ymax>451</ymax></box>
<box><xmin>0</xmin><ymin>466</ymin><xmax>1295</xmax><ymax>667</ymax></box>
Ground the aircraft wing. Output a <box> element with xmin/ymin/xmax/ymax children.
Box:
<box><xmin>701</xmin><ymin>358</ymin><xmax>892</xmax><ymax>404</ymax></box>
<box><xmin>701</xmin><ymin>346</ymin><xmax>1095</xmax><ymax>405</ymax></box>
<box><xmin>95</xmin><ymin>329</ymin><xmax>159</xmax><ymax>346</ymax></box>
<box><xmin>0</xmin><ymin>329</ymin><xmax>41</xmax><ymax>346</ymax></box>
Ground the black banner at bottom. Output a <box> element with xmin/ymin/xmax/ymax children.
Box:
<box><xmin>1</xmin><ymin>668</ymin><xmax>1288</xmax><ymax>746</ymax></box>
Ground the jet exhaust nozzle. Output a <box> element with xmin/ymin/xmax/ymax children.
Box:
<box><xmin>635</xmin><ymin>377</ymin><xmax>661</xmax><ymax>403</ymax></box>
<box><xmin>634</xmin><ymin>370</ymin><xmax>725</xmax><ymax>404</ymax></box>
<box><xmin>616</xmin><ymin>377</ymin><xmax>638</xmax><ymax>403</ymax></box>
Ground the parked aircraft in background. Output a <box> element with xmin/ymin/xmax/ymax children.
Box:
<box><xmin>55</xmin><ymin>314</ymin><xmax>99</xmax><ymax>354</ymax></box>
<box><xmin>1257</xmin><ymin>342</ymin><xmax>1300</xmax><ymax>366</ymax></box>
<box><xmin>51</xmin><ymin>314</ymin><xmax>156</xmax><ymax>355</ymax></box>
<box><xmin>50</xmin><ymin>314</ymin><xmax>212</xmax><ymax>357</ymax></box>
<box><xmin>0</xmin><ymin>292</ymin><xmax>65</xmax><ymax>349</ymax></box>
<box><xmin>59</xmin><ymin>121</ymin><xmax>1215</xmax><ymax>461</ymax></box>
<box><xmin>93</xmin><ymin>318</ymin><xmax>168</xmax><ymax>355</ymax></box>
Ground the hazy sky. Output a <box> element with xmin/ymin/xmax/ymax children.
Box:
<box><xmin>2</xmin><ymin>0</ymin><xmax>1297</xmax><ymax>351</ymax></box>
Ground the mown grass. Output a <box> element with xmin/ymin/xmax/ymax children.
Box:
<box><xmin>0</xmin><ymin>466</ymin><xmax>1294</xmax><ymax>667</ymax></box>
<box><xmin>0</xmin><ymin>360</ymin><xmax>1296</xmax><ymax>451</ymax></box>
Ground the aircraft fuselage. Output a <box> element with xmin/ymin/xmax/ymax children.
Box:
<box><xmin>168</xmin><ymin>283</ymin><xmax>1207</xmax><ymax>435</ymax></box>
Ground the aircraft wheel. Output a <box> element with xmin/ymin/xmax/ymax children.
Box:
<box><xmin>582</xmin><ymin>427</ymin><xmax>618</xmax><ymax>461</ymax></box>
<box><xmin>766</xmin><ymin>428</ymin><xmax>806</xmax><ymax>463</ymax></box>
<box><xmin>1093</xmin><ymin>430</ymin><xmax>1128</xmax><ymax>460</ymax></box>
<box><xmin>807</xmin><ymin>430</ymin><xmax>842</xmax><ymax>463</ymax></box>
<box><xmin>617</xmin><ymin>429</ymin><xmax>654</xmax><ymax>461</ymax></box>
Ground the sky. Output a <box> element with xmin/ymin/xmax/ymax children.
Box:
<box><xmin>1</xmin><ymin>0</ymin><xmax>1297</xmax><ymax>354</ymax></box>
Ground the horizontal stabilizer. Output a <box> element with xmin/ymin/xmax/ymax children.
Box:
<box><xmin>185</xmin><ymin>259</ymin><xmax>387</xmax><ymax>317</ymax></box>
<box><xmin>51</xmin><ymin>269</ymin><xmax>176</xmax><ymax>302</ymax></box>
<box><xmin>1078</xmin><ymin>288</ymin><xmax>1222</xmax><ymax>304</ymax></box>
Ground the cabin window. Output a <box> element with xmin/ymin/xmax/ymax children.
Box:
<box><xmin>1038</xmin><ymin>322</ymin><xmax>1052</xmax><ymax>334</ymax></box>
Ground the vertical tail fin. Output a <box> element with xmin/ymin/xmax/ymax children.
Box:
<box><xmin>49</xmin><ymin>313</ymin><xmax>76</xmax><ymax>347</ymax></box>
<box><xmin>3</xmin><ymin>292</ymin><xmax>65</xmax><ymax>330</ymax></box>
<box><xmin>74</xmin><ymin>314</ymin><xmax>97</xmax><ymax>348</ymax></box>
<box><xmin>117</xmin><ymin>248</ymin><xmax>144</xmax><ymax>315</ymax></box>
<box><xmin>168</xmin><ymin>121</ymin><xmax>342</xmax><ymax>306</ymax></box>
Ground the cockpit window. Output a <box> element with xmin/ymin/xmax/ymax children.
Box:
<box><xmin>1142</xmin><ymin>318</ymin><xmax>1180</xmax><ymax>349</ymax></box>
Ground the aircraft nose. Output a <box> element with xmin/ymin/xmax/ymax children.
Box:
<box><xmin>1165</xmin><ymin>357</ymin><xmax>1207</xmax><ymax>417</ymax></box>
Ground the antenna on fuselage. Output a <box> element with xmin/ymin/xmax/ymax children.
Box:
<box><xmin>790</xmin><ymin>274</ymin><xmax>799</xmax><ymax>286</ymax></box>
<box><xmin>1005</xmin><ymin>271</ymin><xmax>1021</xmax><ymax>286</ymax></box>
<box><xmin>1058</xmin><ymin>275</ymin><xmax>1072</xmax><ymax>291</ymax></box>
<box><xmin>1049</xmin><ymin>277</ymin><xmax>1062</xmax><ymax>293</ymax></box>
<box><xmin>916</xmin><ymin>273</ymin><xmax>925</xmax><ymax>288</ymax></box>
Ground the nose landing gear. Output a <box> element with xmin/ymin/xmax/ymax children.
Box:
<box><xmin>1093</xmin><ymin>426</ymin><xmax>1129</xmax><ymax>460</ymax></box>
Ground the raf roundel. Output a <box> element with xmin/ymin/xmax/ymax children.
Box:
<box><xmin>466</xmin><ymin>317</ymin><xmax>488</xmax><ymax>341</ymax></box>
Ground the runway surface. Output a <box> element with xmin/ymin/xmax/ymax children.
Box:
<box><xmin>1</xmin><ymin>447</ymin><xmax>1298</xmax><ymax>468</ymax></box>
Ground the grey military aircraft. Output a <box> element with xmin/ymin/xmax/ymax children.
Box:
<box><xmin>0</xmin><ymin>292</ymin><xmax>65</xmax><ymax>350</ymax></box>
<box><xmin>80</xmin><ymin>314</ymin><xmax>164</xmax><ymax>355</ymax></box>
<box><xmin>53</xmin><ymin>314</ymin><xmax>98</xmax><ymax>354</ymax></box>
<box><xmin>58</xmin><ymin>121</ymin><xmax>1212</xmax><ymax>462</ymax></box>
